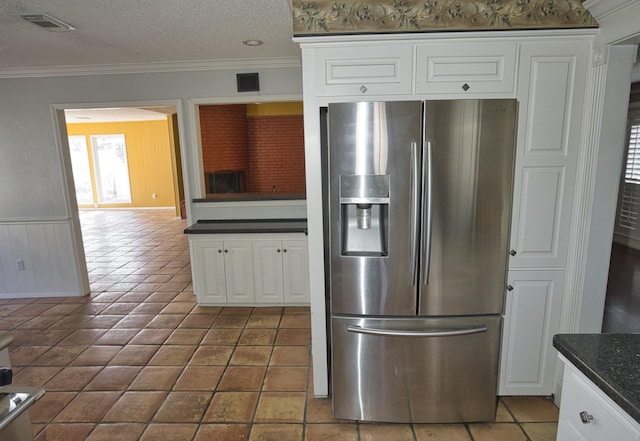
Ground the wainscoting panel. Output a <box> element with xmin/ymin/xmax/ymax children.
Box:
<box><xmin>0</xmin><ymin>219</ymin><xmax>84</xmax><ymax>298</ymax></box>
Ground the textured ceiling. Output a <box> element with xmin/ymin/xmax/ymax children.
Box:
<box><xmin>0</xmin><ymin>0</ymin><xmax>299</xmax><ymax>72</ymax></box>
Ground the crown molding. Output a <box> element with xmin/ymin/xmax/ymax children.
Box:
<box><xmin>584</xmin><ymin>0</ymin><xmax>640</xmax><ymax>46</ymax></box>
<box><xmin>583</xmin><ymin>0</ymin><xmax>638</xmax><ymax>21</ymax></box>
<box><xmin>0</xmin><ymin>56</ymin><xmax>302</xmax><ymax>79</ymax></box>
<box><xmin>294</xmin><ymin>27</ymin><xmax>598</xmax><ymax>45</ymax></box>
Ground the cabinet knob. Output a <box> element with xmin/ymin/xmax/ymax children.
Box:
<box><xmin>359</xmin><ymin>85</ymin><xmax>368</xmax><ymax>94</ymax></box>
<box><xmin>218</xmin><ymin>249</ymin><xmax>223</xmax><ymax>253</ymax></box>
<box><xmin>462</xmin><ymin>83</ymin><xmax>470</xmax><ymax>91</ymax></box>
<box><xmin>283</xmin><ymin>248</ymin><xmax>287</xmax><ymax>253</ymax></box>
<box><xmin>277</xmin><ymin>249</ymin><xmax>281</xmax><ymax>253</ymax></box>
<box><xmin>579</xmin><ymin>411</ymin><xmax>594</xmax><ymax>424</ymax></box>
<box><xmin>224</xmin><ymin>249</ymin><xmax>229</xmax><ymax>253</ymax></box>
<box><xmin>506</xmin><ymin>285</ymin><xmax>514</xmax><ymax>291</ymax></box>
<box><xmin>509</xmin><ymin>249</ymin><xmax>517</xmax><ymax>256</ymax></box>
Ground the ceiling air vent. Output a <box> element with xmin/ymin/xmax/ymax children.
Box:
<box><xmin>19</xmin><ymin>13</ymin><xmax>75</xmax><ymax>32</ymax></box>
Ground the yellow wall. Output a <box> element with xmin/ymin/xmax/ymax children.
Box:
<box><xmin>67</xmin><ymin>120</ymin><xmax>176</xmax><ymax>208</ymax></box>
<box><xmin>246</xmin><ymin>102</ymin><xmax>303</xmax><ymax>117</ymax></box>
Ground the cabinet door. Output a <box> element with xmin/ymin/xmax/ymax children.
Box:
<box><xmin>509</xmin><ymin>42</ymin><xmax>588</xmax><ymax>268</ymax></box>
<box><xmin>191</xmin><ymin>239</ymin><xmax>227</xmax><ymax>304</ymax></box>
<box><xmin>415</xmin><ymin>42</ymin><xmax>517</xmax><ymax>95</ymax></box>
<box><xmin>282</xmin><ymin>240</ymin><xmax>310</xmax><ymax>304</ymax></box>
<box><xmin>223</xmin><ymin>241</ymin><xmax>254</xmax><ymax>304</ymax></box>
<box><xmin>314</xmin><ymin>45</ymin><xmax>413</xmax><ymax>96</ymax></box>
<box><xmin>558</xmin><ymin>363</ymin><xmax>640</xmax><ymax>441</ymax></box>
<box><xmin>498</xmin><ymin>270</ymin><xmax>564</xmax><ymax>395</ymax></box>
<box><xmin>253</xmin><ymin>240</ymin><xmax>284</xmax><ymax>304</ymax></box>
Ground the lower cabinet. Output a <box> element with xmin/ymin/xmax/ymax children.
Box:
<box><xmin>253</xmin><ymin>240</ymin><xmax>309</xmax><ymax>304</ymax></box>
<box><xmin>189</xmin><ymin>234</ymin><xmax>309</xmax><ymax>306</ymax></box>
<box><xmin>190</xmin><ymin>239</ymin><xmax>254</xmax><ymax>304</ymax></box>
<box><xmin>498</xmin><ymin>270</ymin><xmax>564</xmax><ymax>395</ymax></box>
<box><xmin>557</xmin><ymin>357</ymin><xmax>640</xmax><ymax>441</ymax></box>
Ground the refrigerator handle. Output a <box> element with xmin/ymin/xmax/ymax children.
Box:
<box><xmin>409</xmin><ymin>141</ymin><xmax>420</xmax><ymax>285</ymax></box>
<box><xmin>347</xmin><ymin>324</ymin><xmax>487</xmax><ymax>338</ymax></box>
<box><xmin>421</xmin><ymin>140</ymin><xmax>433</xmax><ymax>285</ymax></box>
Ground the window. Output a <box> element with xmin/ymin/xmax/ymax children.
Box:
<box><xmin>618</xmin><ymin>120</ymin><xmax>640</xmax><ymax>230</ymax></box>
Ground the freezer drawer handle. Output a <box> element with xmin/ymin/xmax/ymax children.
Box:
<box><xmin>346</xmin><ymin>324</ymin><xmax>487</xmax><ymax>337</ymax></box>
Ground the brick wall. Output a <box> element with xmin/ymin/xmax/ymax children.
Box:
<box><xmin>248</xmin><ymin>115</ymin><xmax>306</xmax><ymax>193</ymax></box>
<box><xmin>199</xmin><ymin>104</ymin><xmax>249</xmax><ymax>176</ymax></box>
<box><xmin>199</xmin><ymin>105</ymin><xmax>305</xmax><ymax>194</ymax></box>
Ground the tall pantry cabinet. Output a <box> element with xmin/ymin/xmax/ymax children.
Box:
<box><xmin>295</xmin><ymin>30</ymin><xmax>593</xmax><ymax>397</ymax></box>
<box><xmin>499</xmin><ymin>41</ymin><xmax>588</xmax><ymax>395</ymax></box>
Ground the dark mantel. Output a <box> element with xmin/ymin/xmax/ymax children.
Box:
<box><xmin>192</xmin><ymin>192</ymin><xmax>306</xmax><ymax>203</ymax></box>
<box><xmin>184</xmin><ymin>218</ymin><xmax>308</xmax><ymax>235</ymax></box>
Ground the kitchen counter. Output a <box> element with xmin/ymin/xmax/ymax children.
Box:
<box><xmin>184</xmin><ymin>218</ymin><xmax>307</xmax><ymax>235</ymax></box>
<box><xmin>553</xmin><ymin>333</ymin><xmax>640</xmax><ymax>423</ymax></box>
<box><xmin>192</xmin><ymin>193</ymin><xmax>306</xmax><ymax>203</ymax></box>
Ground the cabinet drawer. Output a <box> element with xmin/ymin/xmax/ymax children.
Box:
<box><xmin>558</xmin><ymin>364</ymin><xmax>640</xmax><ymax>441</ymax></box>
<box><xmin>415</xmin><ymin>43</ymin><xmax>517</xmax><ymax>95</ymax></box>
<box><xmin>314</xmin><ymin>45</ymin><xmax>412</xmax><ymax>96</ymax></box>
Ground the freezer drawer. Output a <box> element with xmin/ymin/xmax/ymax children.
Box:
<box><xmin>331</xmin><ymin>315</ymin><xmax>501</xmax><ymax>423</ymax></box>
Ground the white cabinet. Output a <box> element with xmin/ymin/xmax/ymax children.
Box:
<box><xmin>498</xmin><ymin>40</ymin><xmax>588</xmax><ymax>396</ymax></box>
<box><xmin>190</xmin><ymin>239</ymin><xmax>254</xmax><ymax>305</ymax></box>
<box><xmin>557</xmin><ymin>357</ymin><xmax>640</xmax><ymax>441</ymax></box>
<box><xmin>295</xmin><ymin>33</ymin><xmax>593</xmax><ymax>398</ymax></box>
<box><xmin>508</xmin><ymin>41</ymin><xmax>588</xmax><ymax>269</ymax></box>
<box><xmin>253</xmin><ymin>239</ymin><xmax>310</xmax><ymax>304</ymax></box>
<box><xmin>189</xmin><ymin>235</ymin><xmax>309</xmax><ymax>306</ymax></box>
<box><xmin>498</xmin><ymin>270</ymin><xmax>564</xmax><ymax>395</ymax></box>
<box><xmin>415</xmin><ymin>42</ymin><xmax>517</xmax><ymax>95</ymax></box>
<box><xmin>314</xmin><ymin>44</ymin><xmax>413</xmax><ymax>96</ymax></box>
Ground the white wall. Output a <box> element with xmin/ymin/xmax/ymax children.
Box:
<box><xmin>0</xmin><ymin>63</ymin><xmax>303</xmax><ymax>297</ymax></box>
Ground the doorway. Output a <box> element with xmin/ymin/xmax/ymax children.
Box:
<box><xmin>64</xmin><ymin>106</ymin><xmax>184</xmax><ymax>212</ymax></box>
<box><xmin>603</xmin><ymin>82</ymin><xmax>640</xmax><ymax>333</ymax></box>
<box><xmin>56</xmin><ymin>103</ymin><xmax>187</xmax><ymax>296</ymax></box>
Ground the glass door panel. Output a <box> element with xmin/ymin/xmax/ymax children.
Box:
<box><xmin>91</xmin><ymin>134</ymin><xmax>132</xmax><ymax>204</ymax></box>
<box><xmin>68</xmin><ymin>135</ymin><xmax>95</xmax><ymax>204</ymax></box>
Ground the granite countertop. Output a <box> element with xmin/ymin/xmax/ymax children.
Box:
<box><xmin>184</xmin><ymin>218</ymin><xmax>307</xmax><ymax>235</ymax></box>
<box><xmin>553</xmin><ymin>333</ymin><xmax>640</xmax><ymax>423</ymax></box>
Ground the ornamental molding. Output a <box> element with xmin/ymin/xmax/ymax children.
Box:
<box><xmin>292</xmin><ymin>0</ymin><xmax>598</xmax><ymax>35</ymax></box>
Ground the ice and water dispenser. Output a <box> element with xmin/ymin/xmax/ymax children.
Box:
<box><xmin>339</xmin><ymin>174</ymin><xmax>389</xmax><ymax>256</ymax></box>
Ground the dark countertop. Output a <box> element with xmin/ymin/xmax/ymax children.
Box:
<box><xmin>192</xmin><ymin>193</ymin><xmax>306</xmax><ymax>203</ymax></box>
<box><xmin>184</xmin><ymin>219</ymin><xmax>307</xmax><ymax>235</ymax></box>
<box><xmin>553</xmin><ymin>333</ymin><xmax>640</xmax><ymax>423</ymax></box>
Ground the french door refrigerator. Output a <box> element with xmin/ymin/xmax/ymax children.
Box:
<box><xmin>326</xmin><ymin>100</ymin><xmax>517</xmax><ymax>423</ymax></box>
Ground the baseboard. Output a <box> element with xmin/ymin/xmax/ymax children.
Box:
<box><xmin>0</xmin><ymin>291</ymin><xmax>88</xmax><ymax>299</ymax></box>
<box><xmin>613</xmin><ymin>233</ymin><xmax>640</xmax><ymax>251</ymax></box>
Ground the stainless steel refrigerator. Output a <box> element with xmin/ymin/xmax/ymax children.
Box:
<box><xmin>326</xmin><ymin>100</ymin><xmax>517</xmax><ymax>423</ymax></box>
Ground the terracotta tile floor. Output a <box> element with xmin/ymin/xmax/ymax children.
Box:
<box><xmin>0</xmin><ymin>209</ymin><xmax>559</xmax><ymax>441</ymax></box>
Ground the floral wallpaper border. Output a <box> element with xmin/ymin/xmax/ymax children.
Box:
<box><xmin>292</xmin><ymin>0</ymin><xmax>598</xmax><ymax>35</ymax></box>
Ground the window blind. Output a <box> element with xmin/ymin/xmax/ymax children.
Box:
<box><xmin>619</xmin><ymin>123</ymin><xmax>640</xmax><ymax>230</ymax></box>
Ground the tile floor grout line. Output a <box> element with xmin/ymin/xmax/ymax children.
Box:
<box><xmin>0</xmin><ymin>209</ymin><xmax>560</xmax><ymax>441</ymax></box>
